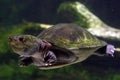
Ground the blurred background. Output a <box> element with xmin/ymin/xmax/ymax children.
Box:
<box><xmin>0</xmin><ymin>0</ymin><xmax>120</xmax><ymax>80</ymax></box>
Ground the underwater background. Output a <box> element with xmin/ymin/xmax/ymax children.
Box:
<box><xmin>0</xmin><ymin>0</ymin><xmax>120</xmax><ymax>80</ymax></box>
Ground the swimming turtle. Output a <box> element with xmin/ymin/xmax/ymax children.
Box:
<box><xmin>9</xmin><ymin>23</ymin><xmax>115</xmax><ymax>69</ymax></box>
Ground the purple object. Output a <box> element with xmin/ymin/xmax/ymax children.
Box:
<box><xmin>106</xmin><ymin>44</ymin><xmax>115</xmax><ymax>57</ymax></box>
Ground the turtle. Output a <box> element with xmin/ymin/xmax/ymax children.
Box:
<box><xmin>9</xmin><ymin>23</ymin><xmax>115</xmax><ymax>69</ymax></box>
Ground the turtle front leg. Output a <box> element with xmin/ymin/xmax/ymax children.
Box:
<box><xmin>19</xmin><ymin>56</ymin><xmax>33</xmax><ymax>67</ymax></box>
<box><xmin>44</xmin><ymin>51</ymin><xmax>57</xmax><ymax>66</ymax></box>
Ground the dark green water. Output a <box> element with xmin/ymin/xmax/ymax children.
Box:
<box><xmin>0</xmin><ymin>0</ymin><xmax>120</xmax><ymax>80</ymax></box>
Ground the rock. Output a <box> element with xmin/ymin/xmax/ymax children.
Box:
<box><xmin>57</xmin><ymin>1</ymin><xmax>120</xmax><ymax>42</ymax></box>
<box><xmin>58</xmin><ymin>1</ymin><xmax>105</xmax><ymax>28</ymax></box>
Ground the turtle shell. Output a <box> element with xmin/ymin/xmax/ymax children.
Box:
<box><xmin>38</xmin><ymin>23</ymin><xmax>106</xmax><ymax>48</ymax></box>
<box><xmin>37</xmin><ymin>23</ymin><xmax>107</xmax><ymax>69</ymax></box>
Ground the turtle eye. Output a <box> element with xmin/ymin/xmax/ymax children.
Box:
<box><xmin>19</xmin><ymin>37</ymin><xmax>25</xmax><ymax>42</ymax></box>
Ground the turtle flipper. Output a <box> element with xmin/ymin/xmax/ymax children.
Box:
<box><xmin>19</xmin><ymin>56</ymin><xmax>33</xmax><ymax>66</ymax></box>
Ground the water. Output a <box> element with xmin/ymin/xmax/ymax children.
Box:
<box><xmin>0</xmin><ymin>0</ymin><xmax>120</xmax><ymax>80</ymax></box>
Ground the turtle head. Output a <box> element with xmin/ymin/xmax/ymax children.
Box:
<box><xmin>9</xmin><ymin>35</ymin><xmax>37</xmax><ymax>55</ymax></box>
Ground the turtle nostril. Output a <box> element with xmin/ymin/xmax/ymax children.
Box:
<box><xmin>9</xmin><ymin>37</ymin><xmax>13</xmax><ymax>42</ymax></box>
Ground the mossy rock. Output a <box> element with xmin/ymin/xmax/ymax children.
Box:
<box><xmin>58</xmin><ymin>1</ymin><xmax>105</xmax><ymax>28</ymax></box>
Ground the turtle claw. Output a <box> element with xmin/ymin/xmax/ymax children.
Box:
<box><xmin>106</xmin><ymin>44</ymin><xmax>115</xmax><ymax>57</ymax></box>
